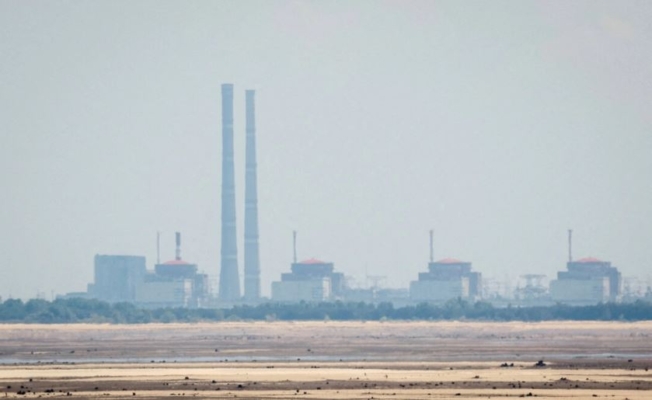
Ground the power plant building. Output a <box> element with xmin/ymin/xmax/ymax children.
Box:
<box><xmin>135</xmin><ymin>276</ymin><xmax>193</xmax><ymax>308</ymax></box>
<box><xmin>410</xmin><ymin>258</ymin><xmax>482</xmax><ymax>303</ymax></box>
<box><xmin>272</xmin><ymin>258</ymin><xmax>345</xmax><ymax>303</ymax></box>
<box><xmin>89</xmin><ymin>255</ymin><xmax>146</xmax><ymax>303</ymax></box>
<box><xmin>135</xmin><ymin>258</ymin><xmax>210</xmax><ymax>308</ymax></box>
<box><xmin>87</xmin><ymin>234</ymin><xmax>210</xmax><ymax>308</ymax></box>
<box><xmin>135</xmin><ymin>232</ymin><xmax>209</xmax><ymax>308</ymax></box>
<box><xmin>550</xmin><ymin>257</ymin><xmax>622</xmax><ymax>305</ymax></box>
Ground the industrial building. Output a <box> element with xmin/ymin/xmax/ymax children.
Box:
<box><xmin>144</xmin><ymin>233</ymin><xmax>210</xmax><ymax>308</ymax></box>
<box><xmin>85</xmin><ymin>233</ymin><xmax>210</xmax><ymax>307</ymax></box>
<box><xmin>409</xmin><ymin>231</ymin><xmax>482</xmax><ymax>303</ymax></box>
<box><xmin>272</xmin><ymin>258</ymin><xmax>346</xmax><ymax>302</ymax></box>
<box><xmin>135</xmin><ymin>261</ymin><xmax>209</xmax><ymax>308</ymax></box>
<box><xmin>272</xmin><ymin>231</ymin><xmax>346</xmax><ymax>303</ymax></box>
<box><xmin>89</xmin><ymin>255</ymin><xmax>146</xmax><ymax>303</ymax></box>
<box><xmin>271</xmin><ymin>232</ymin><xmax>345</xmax><ymax>302</ymax></box>
<box><xmin>135</xmin><ymin>233</ymin><xmax>210</xmax><ymax>308</ymax></box>
<box><xmin>550</xmin><ymin>257</ymin><xmax>622</xmax><ymax>305</ymax></box>
<box><xmin>344</xmin><ymin>288</ymin><xmax>410</xmax><ymax>305</ymax></box>
<box><xmin>513</xmin><ymin>274</ymin><xmax>552</xmax><ymax>306</ymax></box>
<box><xmin>410</xmin><ymin>258</ymin><xmax>482</xmax><ymax>303</ymax></box>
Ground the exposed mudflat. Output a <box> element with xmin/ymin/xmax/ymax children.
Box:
<box><xmin>0</xmin><ymin>321</ymin><xmax>651</xmax><ymax>399</ymax></box>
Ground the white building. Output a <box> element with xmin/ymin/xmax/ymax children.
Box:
<box><xmin>410</xmin><ymin>278</ymin><xmax>470</xmax><ymax>303</ymax></box>
<box><xmin>135</xmin><ymin>280</ymin><xmax>193</xmax><ymax>308</ymax></box>
<box><xmin>550</xmin><ymin>257</ymin><xmax>621</xmax><ymax>305</ymax></box>
<box><xmin>409</xmin><ymin>258</ymin><xmax>481</xmax><ymax>303</ymax></box>
<box><xmin>271</xmin><ymin>258</ymin><xmax>344</xmax><ymax>303</ymax></box>
<box><xmin>550</xmin><ymin>276</ymin><xmax>609</xmax><ymax>305</ymax></box>
<box><xmin>271</xmin><ymin>277</ymin><xmax>331</xmax><ymax>303</ymax></box>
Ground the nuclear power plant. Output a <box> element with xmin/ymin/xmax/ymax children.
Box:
<box><xmin>59</xmin><ymin>83</ymin><xmax>643</xmax><ymax>308</ymax></box>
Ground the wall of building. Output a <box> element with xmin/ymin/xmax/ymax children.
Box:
<box><xmin>550</xmin><ymin>277</ymin><xmax>610</xmax><ymax>305</ymax></box>
<box><xmin>410</xmin><ymin>278</ymin><xmax>470</xmax><ymax>303</ymax></box>
<box><xmin>272</xmin><ymin>278</ymin><xmax>331</xmax><ymax>302</ymax></box>
<box><xmin>564</xmin><ymin>260</ymin><xmax>622</xmax><ymax>300</ymax></box>
<box><xmin>135</xmin><ymin>279</ymin><xmax>192</xmax><ymax>308</ymax></box>
<box><xmin>410</xmin><ymin>259</ymin><xmax>481</xmax><ymax>303</ymax></box>
<box><xmin>91</xmin><ymin>255</ymin><xmax>146</xmax><ymax>303</ymax></box>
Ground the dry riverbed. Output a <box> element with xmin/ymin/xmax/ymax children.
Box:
<box><xmin>0</xmin><ymin>321</ymin><xmax>651</xmax><ymax>399</ymax></box>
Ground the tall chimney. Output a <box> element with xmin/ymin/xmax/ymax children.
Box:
<box><xmin>175</xmin><ymin>232</ymin><xmax>181</xmax><ymax>261</ymax></box>
<box><xmin>293</xmin><ymin>231</ymin><xmax>297</xmax><ymax>264</ymax></box>
<box><xmin>429</xmin><ymin>229</ymin><xmax>434</xmax><ymax>263</ymax></box>
<box><xmin>156</xmin><ymin>231</ymin><xmax>161</xmax><ymax>265</ymax></box>
<box><xmin>218</xmin><ymin>83</ymin><xmax>241</xmax><ymax>302</ymax></box>
<box><xmin>568</xmin><ymin>229</ymin><xmax>573</xmax><ymax>263</ymax></box>
<box><xmin>244</xmin><ymin>89</ymin><xmax>260</xmax><ymax>302</ymax></box>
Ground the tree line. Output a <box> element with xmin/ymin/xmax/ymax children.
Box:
<box><xmin>0</xmin><ymin>297</ymin><xmax>651</xmax><ymax>324</ymax></box>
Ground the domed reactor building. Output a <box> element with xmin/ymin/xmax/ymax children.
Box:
<box><xmin>135</xmin><ymin>232</ymin><xmax>210</xmax><ymax>308</ymax></box>
<box><xmin>550</xmin><ymin>257</ymin><xmax>622</xmax><ymax>305</ymax></box>
<box><xmin>409</xmin><ymin>231</ymin><xmax>482</xmax><ymax>304</ymax></box>
<box><xmin>549</xmin><ymin>230</ymin><xmax>622</xmax><ymax>305</ymax></box>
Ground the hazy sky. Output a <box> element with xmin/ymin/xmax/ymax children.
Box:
<box><xmin>1</xmin><ymin>1</ymin><xmax>651</xmax><ymax>299</ymax></box>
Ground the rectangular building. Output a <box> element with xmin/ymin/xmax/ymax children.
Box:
<box><xmin>550</xmin><ymin>276</ymin><xmax>609</xmax><ymax>304</ymax></box>
<box><xmin>550</xmin><ymin>257</ymin><xmax>622</xmax><ymax>305</ymax></box>
<box><xmin>271</xmin><ymin>258</ymin><xmax>343</xmax><ymax>303</ymax></box>
<box><xmin>410</xmin><ymin>258</ymin><xmax>482</xmax><ymax>303</ymax></box>
<box><xmin>409</xmin><ymin>258</ymin><xmax>481</xmax><ymax>303</ymax></box>
<box><xmin>91</xmin><ymin>255</ymin><xmax>146</xmax><ymax>303</ymax></box>
<box><xmin>272</xmin><ymin>278</ymin><xmax>331</xmax><ymax>302</ymax></box>
<box><xmin>411</xmin><ymin>277</ymin><xmax>470</xmax><ymax>303</ymax></box>
<box><xmin>135</xmin><ymin>279</ymin><xmax>193</xmax><ymax>308</ymax></box>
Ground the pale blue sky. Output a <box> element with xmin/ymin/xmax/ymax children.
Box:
<box><xmin>1</xmin><ymin>1</ymin><xmax>651</xmax><ymax>299</ymax></box>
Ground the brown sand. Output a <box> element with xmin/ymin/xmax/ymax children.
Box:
<box><xmin>0</xmin><ymin>321</ymin><xmax>651</xmax><ymax>399</ymax></box>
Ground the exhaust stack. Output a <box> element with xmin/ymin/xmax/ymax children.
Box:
<box><xmin>175</xmin><ymin>232</ymin><xmax>181</xmax><ymax>260</ymax></box>
<box><xmin>568</xmin><ymin>229</ymin><xmax>573</xmax><ymax>263</ymax></box>
<box><xmin>429</xmin><ymin>229</ymin><xmax>434</xmax><ymax>263</ymax></box>
<box><xmin>293</xmin><ymin>231</ymin><xmax>297</xmax><ymax>264</ymax></box>
<box><xmin>244</xmin><ymin>89</ymin><xmax>261</xmax><ymax>302</ymax></box>
<box><xmin>218</xmin><ymin>83</ymin><xmax>241</xmax><ymax>302</ymax></box>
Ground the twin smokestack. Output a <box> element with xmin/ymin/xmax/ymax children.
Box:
<box><xmin>218</xmin><ymin>84</ymin><xmax>260</xmax><ymax>302</ymax></box>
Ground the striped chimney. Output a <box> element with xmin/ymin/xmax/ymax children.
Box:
<box><xmin>218</xmin><ymin>83</ymin><xmax>241</xmax><ymax>302</ymax></box>
<box><xmin>244</xmin><ymin>89</ymin><xmax>261</xmax><ymax>302</ymax></box>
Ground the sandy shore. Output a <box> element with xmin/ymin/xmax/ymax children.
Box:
<box><xmin>0</xmin><ymin>321</ymin><xmax>651</xmax><ymax>398</ymax></box>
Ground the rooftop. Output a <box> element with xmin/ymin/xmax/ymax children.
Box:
<box><xmin>161</xmin><ymin>259</ymin><xmax>194</xmax><ymax>266</ymax></box>
<box><xmin>576</xmin><ymin>257</ymin><xmax>603</xmax><ymax>263</ymax></box>
<box><xmin>435</xmin><ymin>258</ymin><xmax>465</xmax><ymax>264</ymax></box>
<box><xmin>298</xmin><ymin>258</ymin><xmax>329</xmax><ymax>265</ymax></box>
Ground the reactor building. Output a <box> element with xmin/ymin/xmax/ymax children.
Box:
<box><xmin>271</xmin><ymin>258</ymin><xmax>346</xmax><ymax>302</ymax></box>
<box><xmin>271</xmin><ymin>232</ymin><xmax>345</xmax><ymax>302</ymax></box>
<box><xmin>135</xmin><ymin>232</ymin><xmax>210</xmax><ymax>308</ymax></box>
<box><xmin>410</xmin><ymin>258</ymin><xmax>482</xmax><ymax>303</ymax></box>
<box><xmin>409</xmin><ymin>231</ymin><xmax>482</xmax><ymax>303</ymax></box>
<box><xmin>86</xmin><ymin>233</ymin><xmax>210</xmax><ymax>307</ymax></box>
<box><xmin>550</xmin><ymin>257</ymin><xmax>622</xmax><ymax>305</ymax></box>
